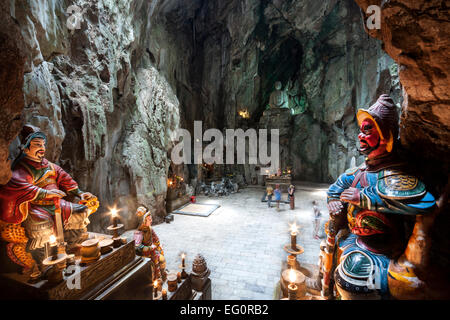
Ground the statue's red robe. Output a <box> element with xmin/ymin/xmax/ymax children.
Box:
<box><xmin>0</xmin><ymin>158</ymin><xmax>80</xmax><ymax>225</ymax></box>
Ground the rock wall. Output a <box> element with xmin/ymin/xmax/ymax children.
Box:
<box><xmin>0</xmin><ymin>1</ymin><xmax>27</xmax><ymax>184</ymax></box>
<box><xmin>2</xmin><ymin>0</ymin><xmax>180</xmax><ymax>230</ymax></box>
<box><xmin>355</xmin><ymin>0</ymin><xmax>449</xmax><ymax>163</ymax></box>
<box><xmin>151</xmin><ymin>0</ymin><xmax>401</xmax><ymax>183</ymax></box>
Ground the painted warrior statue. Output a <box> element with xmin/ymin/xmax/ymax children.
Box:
<box><xmin>310</xmin><ymin>95</ymin><xmax>438</xmax><ymax>299</ymax></box>
<box><xmin>135</xmin><ymin>206</ymin><xmax>165</xmax><ymax>280</ymax></box>
<box><xmin>0</xmin><ymin>125</ymin><xmax>99</xmax><ymax>274</ymax></box>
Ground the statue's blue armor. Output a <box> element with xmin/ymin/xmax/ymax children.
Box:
<box><xmin>327</xmin><ymin>163</ymin><xmax>436</xmax><ymax>297</ymax></box>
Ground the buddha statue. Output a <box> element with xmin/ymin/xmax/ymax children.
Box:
<box><xmin>268</xmin><ymin>81</ymin><xmax>288</xmax><ymax>109</ymax></box>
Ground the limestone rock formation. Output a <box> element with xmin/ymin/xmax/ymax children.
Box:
<box><xmin>355</xmin><ymin>0</ymin><xmax>450</xmax><ymax>163</ymax></box>
<box><xmin>0</xmin><ymin>1</ymin><xmax>27</xmax><ymax>184</ymax></box>
<box><xmin>151</xmin><ymin>0</ymin><xmax>401</xmax><ymax>182</ymax></box>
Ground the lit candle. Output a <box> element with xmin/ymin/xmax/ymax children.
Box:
<box><xmin>288</xmin><ymin>269</ymin><xmax>298</xmax><ymax>300</ymax></box>
<box><xmin>162</xmin><ymin>289</ymin><xmax>167</xmax><ymax>300</ymax></box>
<box><xmin>49</xmin><ymin>234</ymin><xmax>58</xmax><ymax>261</ymax></box>
<box><xmin>181</xmin><ymin>253</ymin><xmax>186</xmax><ymax>268</ymax></box>
<box><xmin>111</xmin><ymin>208</ymin><xmax>118</xmax><ymax>228</ymax></box>
<box><xmin>290</xmin><ymin>222</ymin><xmax>298</xmax><ymax>250</ymax></box>
<box><xmin>153</xmin><ymin>280</ymin><xmax>158</xmax><ymax>298</ymax></box>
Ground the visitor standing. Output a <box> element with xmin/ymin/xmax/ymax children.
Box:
<box><xmin>274</xmin><ymin>184</ymin><xmax>282</xmax><ymax>211</ymax></box>
<box><xmin>262</xmin><ymin>185</ymin><xmax>274</xmax><ymax>208</ymax></box>
<box><xmin>312</xmin><ymin>200</ymin><xmax>322</xmax><ymax>239</ymax></box>
<box><xmin>288</xmin><ymin>184</ymin><xmax>295</xmax><ymax>210</ymax></box>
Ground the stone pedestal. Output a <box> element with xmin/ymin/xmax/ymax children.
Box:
<box><xmin>277</xmin><ymin>261</ymin><xmax>320</xmax><ymax>300</ymax></box>
<box><xmin>259</xmin><ymin>108</ymin><xmax>293</xmax><ymax>172</ymax></box>
<box><xmin>191</xmin><ymin>269</ymin><xmax>211</xmax><ymax>292</ymax></box>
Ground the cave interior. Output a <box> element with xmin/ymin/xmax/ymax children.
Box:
<box><xmin>0</xmin><ymin>0</ymin><xmax>448</xmax><ymax>301</ymax></box>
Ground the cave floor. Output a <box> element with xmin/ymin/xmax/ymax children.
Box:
<box><xmin>135</xmin><ymin>182</ymin><xmax>329</xmax><ymax>300</ymax></box>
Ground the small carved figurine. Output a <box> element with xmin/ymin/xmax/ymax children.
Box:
<box><xmin>135</xmin><ymin>206</ymin><xmax>164</xmax><ymax>280</ymax></box>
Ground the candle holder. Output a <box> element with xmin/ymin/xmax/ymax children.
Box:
<box><xmin>42</xmin><ymin>252</ymin><xmax>68</xmax><ymax>284</ymax></box>
<box><xmin>152</xmin><ymin>281</ymin><xmax>162</xmax><ymax>300</ymax></box>
<box><xmin>107</xmin><ymin>223</ymin><xmax>124</xmax><ymax>248</ymax></box>
<box><xmin>28</xmin><ymin>266</ymin><xmax>42</xmax><ymax>284</ymax></box>
<box><xmin>283</xmin><ymin>223</ymin><xmax>304</xmax><ymax>270</ymax></box>
<box><xmin>179</xmin><ymin>266</ymin><xmax>188</xmax><ymax>280</ymax></box>
<box><xmin>283</xmin><ymin>243</ymin><xmax>303</xmax><ymax>266</ymax></box>
<box><xmin>288</xmin><ymin>283</ymin><xmax>298</xmax><ymax>300</ymax></box>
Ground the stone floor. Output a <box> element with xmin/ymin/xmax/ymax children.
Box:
<box><xmin>149</xmin><ymin>181</ymin><xmax>330</xmax><ymax>300</ymax></box>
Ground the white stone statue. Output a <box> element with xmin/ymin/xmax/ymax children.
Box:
<box><xmin>268</xmin><ymin>81</ymin><xmax>288</xmax><ymax>109</ymax></box>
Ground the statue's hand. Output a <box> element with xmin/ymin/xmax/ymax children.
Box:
<box><xmin>80</xmin><ymin>192</ymin><xmax>95</xmax><ymax>200</ymax></box>
<box><xmin>340</xmin><ymin>187</ymin><xmax>361</xmax><ymax>206</ymax></box>
<box><xmin>327</xmin><ymin>200</ymin><xmax>344</xmax><ymax>216</ymax></box>
<box><xmin>45</xmin><ymin>189</ymin><xmax>67</xmax><ymax>199</ymax></box>
<box><xmin>78</xmin><ymin>192</ymin><xmax>99</xmax><ymax>215</ymax></box>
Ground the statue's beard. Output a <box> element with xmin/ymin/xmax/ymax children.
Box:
<box><xmin>35</xmin><ymin>150</ymin><xmax>45</xmax><ymax>160</ymax></box>
<box><xmin>358</xmin><ymin>138</ymin><xmax>380</xmax><ymax>156</ymax></box>
<box><xmin>25</xmin><ymin>150</ymin><xmax>45</xmax><ymax>162</ymax></box>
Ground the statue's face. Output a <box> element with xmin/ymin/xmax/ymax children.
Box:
<box><xmin>24</xmin><ymin>138</ymin><xmax>46</xmax><ymax>162</ymax></box>
<box><xmin>136</xmin><ymin>207</ymin><xmax>146</xmax><ymax>217</ymax></box>
<box><xmin>275</xmin><ymin>82</ymin><xmax>282</xmax><ymax>90</ymax></box>
<box><xmin>358</xmin><ymin>118</ymin><xmax>387</xmax><ymax>158</ymax></box>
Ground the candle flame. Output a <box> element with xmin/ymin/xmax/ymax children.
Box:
<box><xmin>181</xmin><ymin>253</ymin><xmax>186</xmax><ymax>259</ymax></box>
<box><xmin>153</xmin><ymin>280</ymin><xmax>158</xmax><ymax>288</ymax></box>
<box><xmin>289</xmin><ymin>269</ymin><xmax>296</xmax><ymax>283</ymax></box>
<box><xmin>49</xmin><ymin>235</ymin><xmax>56</xmax><ymax>244</ymax></box>
<box><xmin>290</xmin><ymin>222</ymin><xmax>298</xmax><ymax>234</ymax></box>
<box><xmin>110</xmin><ymin>206</ymin><xmax>119</xmax><ymax>217</ymax></box>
